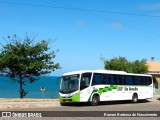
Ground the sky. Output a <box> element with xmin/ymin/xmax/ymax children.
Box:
<box><xmin>0</xmin><ymin>0</ymin><xmax>160</xmax><ymax>76</ymax></box>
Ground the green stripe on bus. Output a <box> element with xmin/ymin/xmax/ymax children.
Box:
<box><xmin>87</xmin><ymin>85</ymin><xmax>119</xmax><ymax>102</ymax></box>
<box><xmin>98</xmin><ymin>88</ymin><xmax>103</xmax><ymax>95</ymax></box>
<box><xmin>87</xmin><ymin>89</ymin><xmax>98</xmax><ymax>102</ymax></box>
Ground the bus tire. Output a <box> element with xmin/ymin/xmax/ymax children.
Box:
<box><xmin>132</xmin><ymin>93</ymin><xmax>138</xmax><ymax>103</ymax></box>
<box><xmin>60</xmin><ymin>102</ymin><xmax>65</xmax><ymax>106</ymax></box>
<box><xmin>91</xmin><ymin>95</ymin><xmax>99</xmax><ymax>106</ymax></box>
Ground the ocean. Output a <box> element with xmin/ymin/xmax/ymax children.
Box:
<box><xmin>0</xmin><ymin>76</ymin><xmax>60</xmax><ymax>99</ymax></box>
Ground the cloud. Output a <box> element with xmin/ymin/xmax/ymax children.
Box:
<box><xmin>76</xmin><ymin>21</ymin><xmax>85</xmax><ymax>28</ymax></box>
<box><xmin>140</xmin><ymin>2</ymin><xmax>160</xmax><ymax>10</ymax></box>
<box><xmin>110</xmin><ymin>22</ymin><xmax>124</xmax><ymax>30</ymax></box>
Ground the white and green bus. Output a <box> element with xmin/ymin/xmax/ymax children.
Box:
<box><xmin>59</xmin><ymin>70</ymin><xmax>153</xmax><ymax>106</ymax></box>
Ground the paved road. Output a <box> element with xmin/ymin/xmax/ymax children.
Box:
<box><xmin>28</xmin><ymin>99</ymin><xmax>160</xmax><ymax>111</ymax></box>
<box><xmin>1</xmin><ymin>99</ymin><xmax>160</xmax><ymax>120</ymax></box>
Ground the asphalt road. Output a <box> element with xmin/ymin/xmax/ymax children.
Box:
<box><xmin>1</xmin><ymin>99</ymin><xmax>160</xmax><ymax>120</ymax></box>
<box><xmin>28</xmin><ymin>99</ymin><xmax>160</xmax><ymax>111</ymax></box>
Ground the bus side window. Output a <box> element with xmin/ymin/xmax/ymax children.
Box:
<box><xmin>109</xmin><ymin>75</ymin><xmax>115</xmax><ymax>85</ymax></box>
<box><xmin>116</xmin><ymin>75</ymin><xmax>126</xmax><ymax>85</ymax></box>
<box><xmin>146</xmin><ymin>77</ymin><xmax>152</xmax><ymax>85</ymax></box>
<box><xmin>80</xmin><ymin>73</ymin><xmax>92</xmax><ymax>90</ymax></box>
<box><xmin>134</xmin><ymin>76</ymin><xmax>139</xmax><ymax>85</ymax></box>
<box><xmin>92</xmin><ymin>74</ymin><xmax>101</xmax><ymax>85</ymax></box>
<box><xmin>105</xmin><ymin>74</ymin><xmax>110</xmax><ymax>84</ymax></box>
<box><xmin>140</xmin><ymin>77</ymin><xmax>145</xmax><ymax>85</ymax></box>
<box><xmin>114</xmin><ymin>75</ymin><xmax>121</xmax><ymax>85</ymax></box>
<box><xmin>126</xmin><ymin>76</ymin><xmax>133</xmax><ymax>85</ymax></box>
<box><xmin>145</xmin><ymin>77</ymin><xmax>148</xmax><ymax>85</ymax></box>
<box><xmin>101</xmin><ymin>75</ymin><xmax>106</xmax><ymax>84</ymax></box>
<box><xmin>143</xmin><ymin>77</ymin><xmax>147</xmax><ymax>85</ymax></box>
<box><xmin>117</xmin><ymin>75</ymin><xmax>122</xmax><ymax>85</ymax></box>
<box><xmin>132</xmin><ymin>76</ymin><xmax>136</xmax><ymax>85</ymax></box>
<box><xmin>121</xmin><ymin>75</ymin><xmax>126</xmax><ymax>85</ymax></box>
<box><xmin>83</xmin><ymin>77</ymin><xmax>90</xmax><ymax>86</ymax></box>
<box><xmin>134</xmin><ymin>76</ymin><xmax>142</xmax><ymax>85</ymax></box>
<box><xmin>138</xmin><ymin>77</ymin><xmax>143</xmax><ymax>85</ymax></box>
<box><xmin>149</xmin><ymin>77</ymin><xmax>152</xmax><ymax>85</ymax></box>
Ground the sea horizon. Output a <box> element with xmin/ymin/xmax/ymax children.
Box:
<box><xmin>0</xmin><ymin>76</ymin><xmax>60</xmax><ymax>99</ymax></box>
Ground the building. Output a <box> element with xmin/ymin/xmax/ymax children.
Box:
<box><xmin>147</xmin><ymin>57</ymin><xmax>160</xmax><ymax>89</ymax></box>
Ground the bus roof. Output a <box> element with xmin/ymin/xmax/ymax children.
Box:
<box><xmin>62</xmin><ymin>70</ymin><xmax>152</xmax><ymax>77</ymax></box>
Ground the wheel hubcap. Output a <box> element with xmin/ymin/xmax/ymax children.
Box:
<box><xmin>93</xmin><ymin>98</ymin><xmax>97</xmax><ymax>103</ymax></box>
<box><xmin>134</xmin><ymin>97</ymin><xmax>137</xmax><ymax>102</ymax></box>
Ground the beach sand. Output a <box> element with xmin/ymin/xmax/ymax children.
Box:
<box><xmin>0</xmin><ymin>98</ymin><xmax>60</xmax><ymax>110</ymax></box>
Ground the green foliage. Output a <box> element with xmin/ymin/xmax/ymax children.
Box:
<box><xmin>0</xmin><ymin>34</ymin><xmax>60</xmax><ymax>98</ymax></box>
<box><xmin>103</xmin><ymin>56</ymin><xmax>148</xmax><ymax>74</ymax></box>
<box><xmin>153</xmin><ymin>77</ymin><xmax>158</xmax><ymax>89</ymax></box>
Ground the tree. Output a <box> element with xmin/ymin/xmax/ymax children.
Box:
<box><xmin>103</xmin><ymin>56</ymin><xmax>148</xmax><ymax>74</ymax></box>
<box><xmin>131</xmin><ymin>59</ymin><xmax>148</xmax><ymax>74</ymax></box>
<box><xmin>0</xmin><ymin>34</ymin><xmax>60</xmax><ymax>98</ymax></box>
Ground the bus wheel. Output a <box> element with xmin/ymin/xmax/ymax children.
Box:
<box><xmin>60</xmin><ymin>102</ymin><xmax>65</xmax><ymax>106</ymax></box>
<box><xmin>91</xmin><ymin>95</ymin><xmax>99</xmax><ymax>106</ymax></box>
<box><xmin>132</xmin><ymin>93</ymin><xmax>138</xmax><ymax>103</ymax></box>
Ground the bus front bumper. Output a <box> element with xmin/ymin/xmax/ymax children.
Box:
<box><xmin>59</xmin><ymin>92</ymin><xmax>80</xmax><ymax>103</ymax></box>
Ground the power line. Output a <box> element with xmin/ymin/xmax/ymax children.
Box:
<box><xmin>0</xmin><ymin>1</ymin><xmax>61</xmax><ymax>9</ymax></box>
<box><xmin>1</xmin><ymin>1</ymin><xmax>160</xmax><ymax>36</ymax></box>
<box><xmin>0</xmin><ymin>1</ymin><xmax>160</xmax><ymax>18</ymax></box>
<box><xmin>42</xmin><ymin>0</ymin><xmax>160</xmax><ymax>36</ymax></box>
<box><xmin>49</xmin><ymin>0</ymin><xmax>160</xmax><ymax>18</ymax></box>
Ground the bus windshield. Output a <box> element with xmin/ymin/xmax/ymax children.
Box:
<box><xmin>60</xmin><ymin>74</ymin><xmax>79</xmax><ymax>94</ymax></box>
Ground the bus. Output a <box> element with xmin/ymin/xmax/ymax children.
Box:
<box><xmin>59</xmin><ymin>70</ymin><xmax>153</xmax><ymax>106</ymax></box>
